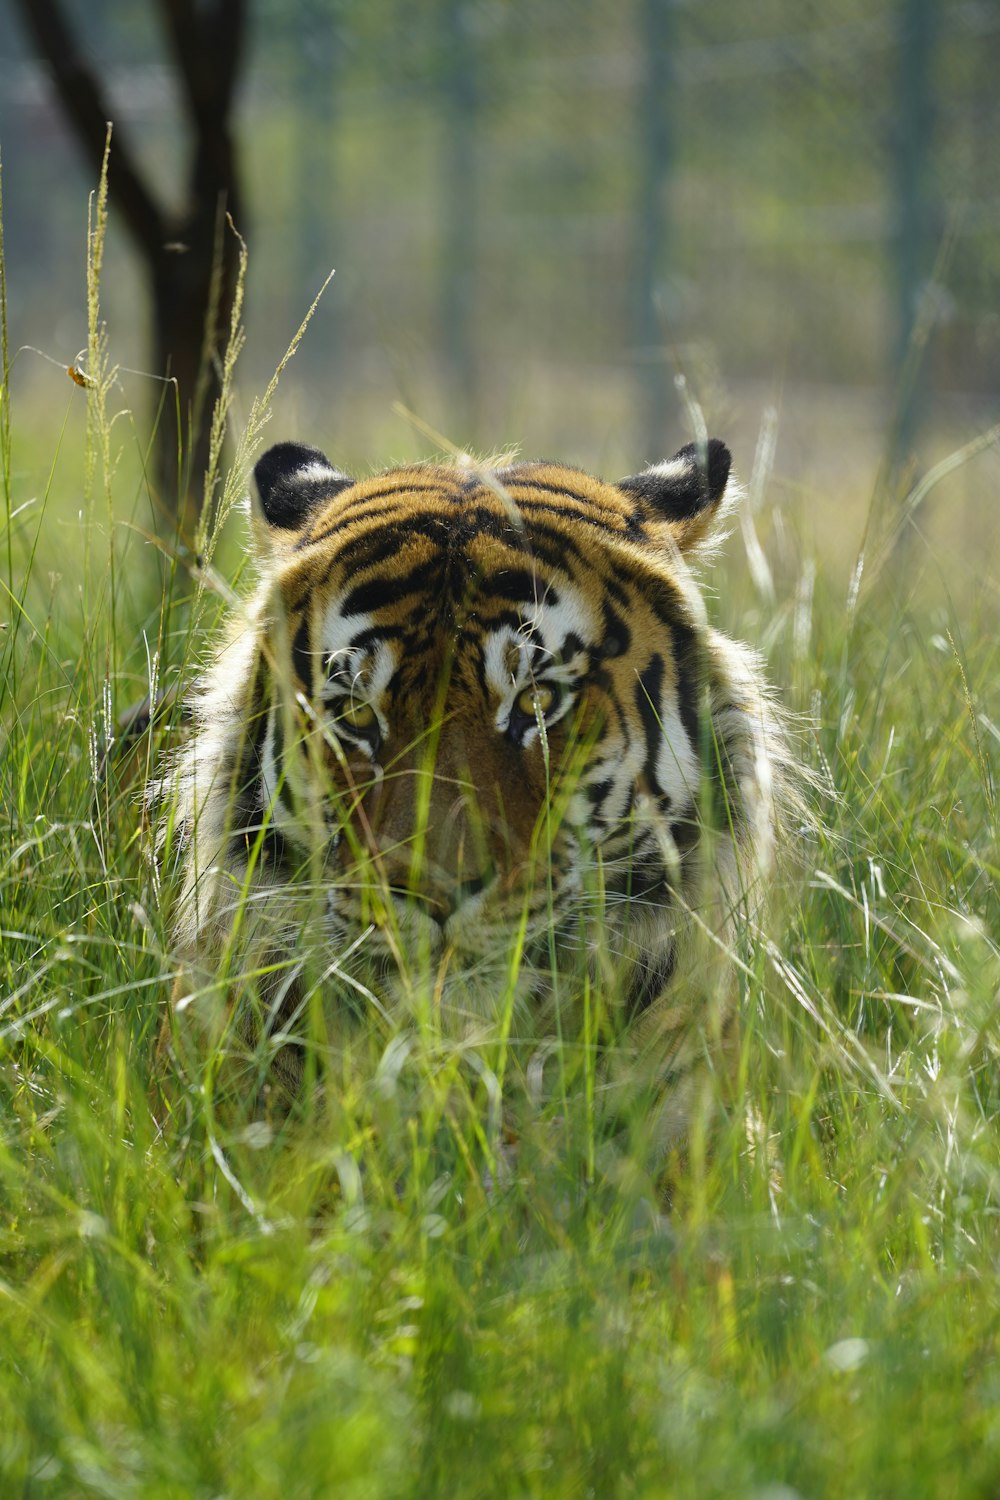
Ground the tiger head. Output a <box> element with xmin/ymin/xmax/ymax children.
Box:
<box><xmin>167</xmin><ymin>438</ymin><xmax>784</xmax><ymax>1100</ymax></box>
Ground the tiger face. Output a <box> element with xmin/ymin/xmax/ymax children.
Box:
<box><xmin>164</xmin><ymin>438</ymin><xmax>785</xmax><ymax>1129</ymax></box>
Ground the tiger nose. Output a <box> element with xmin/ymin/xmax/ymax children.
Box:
<box><xmin>448</xmin><ymin>871</ymin><xmax>492</xmax><ymax>911</ymax></box>
<box><xmin>387</xmin><ymin>862</ymin><xmax>494</xmax><ymax>926</ymax></box>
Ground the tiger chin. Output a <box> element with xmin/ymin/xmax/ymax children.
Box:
<box><xmin>155</xmin><ymin>437</ymin><xmax>793</xmax><ymax>1159</ymax></box>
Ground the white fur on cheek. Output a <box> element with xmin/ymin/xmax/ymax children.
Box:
<box><xmin>320</xmin><ymin>601</ymin><xmax>374</xmax><ymax>666</ymax></box>
<box><xmin>519</xmin><ymin>582</ymin><xmax>597</xmax><ymax>662</ymax></box>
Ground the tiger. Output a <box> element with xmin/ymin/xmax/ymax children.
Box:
<box><xmin>157</xmin><ymin>436</ymin><xmax>791</xmax><ymax>1151</ymax></box>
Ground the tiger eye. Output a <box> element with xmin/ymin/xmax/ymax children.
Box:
<box><xmin>516</xmin><ymin>683</ymin><xmax>557</xmax><ymax>719</ymax></box>
<box><xmin>338</xmin><ymin>699</ymin><xmax>377</xmax><ymax>729</ymax></box>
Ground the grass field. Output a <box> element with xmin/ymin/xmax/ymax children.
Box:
<box><xmin>2</xmin><ymin>186</ymin><xmax>1000</xmax><ymax>1499</ymax></box>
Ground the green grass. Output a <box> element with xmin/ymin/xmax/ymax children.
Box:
<box><xmin>2</xmin><ymin>178</ymin><xmax>1000</xmax><ymax>1498</ymax></box>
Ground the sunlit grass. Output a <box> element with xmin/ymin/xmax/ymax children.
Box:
<box><xmin>2</xmin><ymin>165</ymin><xmax>999</xmax><ymax>1498</ymax></box>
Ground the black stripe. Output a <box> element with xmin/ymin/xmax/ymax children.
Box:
<box><xmin>647</xmin><ymin>583</ymin><xmax>692</xmax><ymax>635</ymax></box>
<box><xmin>291</xmin><ymin>617</ymin><xmax>314</xmax><ymax>691</ymax></box>
<box><xmin>232</xmin><ymin>654</ymin><xmax>270</xmax><ymax>795</ymax></box>
<box><xmin>344</xmin><ymin>624</ymin><xmax>404</xmax><ymax>652</ymax></box>
<box><xmin>225</xmin><ymin>658</ymin><xmax>276</xmax><ymax>866</ymax></box>
<box><xmin>634</xmin><ymin>653</ymin><xmax>666</xmax><ymax>798</ymax></box>
<box><xmin>315</xmin><ymin>514</ymin><xmax>576</xmax><ymax>592</ymax></box>
<box><xmin>459</xmin><ymin>606</ymin><xmax>525</xmax><ymax>638</ymax></box>
<box><xmin>300</xmin><ymin>484</ymin><xmax>453</xmax><ymax>547</ymax></box>
<box><xmin>585</xmin><ymin>776</ymin><xmax>614</xmax><ymax>820</ymax></box>
<box><xmin>503</xmin><ymin>475</ymin><xmax>620</xmax><ymax>517</ymax></box>
<box><xmin>474</xmin><ymin>568</ymin><xmax>548</xmax><ymax>605</ymax></box>
<box><xmin>560</xmin><ymin>630</ymin><xmax>585</xmax><ymax>663</ymax></box>
<box><xmin>341</xmin><ymin>559</ymin><xmax>442</xmax><ymax>616</ymax></box>
<box><xmin>671</xmin><ymin>621</ymin><xmax>702</xmax><ymax>770</ymax></box>
<box><xmin>499</xmin><ymin>522</ymin><xmax>581</xmax><ymax>573</ymax></box>
<box><xmin>268</xmin><ymin>706</ymin><xmax>302</xmax><ymax>820</ymax></box>
<box><xmin>525</xmin><ymin>539</ymin><xmax>575</xmax><ymax>574</ymax></box>
<box><xmin>600</xmin><ymin>599</ymin><xmax>631</xmax><ymax>658</ymax></box>
<box><xmin>515</xmin><ymin>496</ymin><xmax>624</xmax><ymax>533</ymax></box>
<box><xmin>603</xmin><ymin>571</ymin><xmax>631</xmax><ymax>609</ymax></box>
<box><xmin>328</xmin><ymin>526</ymin><xmax>433</xmax><ymax>579</ymax></box>
<box><xmin>310</xmin><ymin>500</ymin><xmax>501</xmax><ymax>558</ymax></box>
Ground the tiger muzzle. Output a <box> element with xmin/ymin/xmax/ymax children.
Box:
<box><xmin>361</xmin><ymin>724</ymin><xmax>530</xmax><ymax>928</ymax></box>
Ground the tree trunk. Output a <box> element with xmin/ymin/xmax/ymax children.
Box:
<box><xmin>12</xmin><ymin>0</ymin><xmax>246</xmax><ymax>530</ymax></box>
<box><xmin>150</xmin><ymin>138</ymin><xmax>243</xmax><ymax>528</ymax></box>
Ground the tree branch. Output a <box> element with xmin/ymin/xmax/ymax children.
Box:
<box><xmin>210</xmin><ymin>0</ymin><xmax>249</xmax><ymax>116</ymax></box>
<box><xmin>11</xmin><ymin>0</ymin><xmax>168</xmax><ymax>257</ymax></box>
<box><xmin>159</xmin><ymin>0</ymin><xmax>248</xmax><ymax>130</ymax></box>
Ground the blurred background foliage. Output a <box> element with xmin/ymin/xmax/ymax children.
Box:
<box><xmin>2</xmin><ymin>0</ymin><xmax>999</xmax><ymax>526</ymax></box>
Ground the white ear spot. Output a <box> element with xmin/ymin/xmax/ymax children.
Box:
<box><xmin>252</xmin><ymin>442</ymin><xmax>353</xmax><ymax>533</ymax></box>
<box><xmin>618</xmin><ymin>439</ymin><xmax>732</xmax><ymax>523</ymax></box>
<box><xmin>641</xmin><ymin>457</ymin><xmax>690</xmax><ymax>484</ymax></box>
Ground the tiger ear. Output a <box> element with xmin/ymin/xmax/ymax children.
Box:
<box><xmin>618</xmin><ymin>438</ymin><xmax>733</xmax><ymax>555</ymax></box>
<box><xmin>250</xmin><ymin>442</ymin><xmax>353</xmax><ymax>558</ymax></box>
